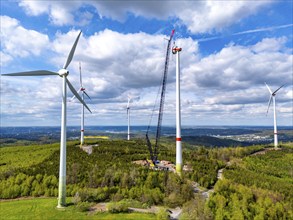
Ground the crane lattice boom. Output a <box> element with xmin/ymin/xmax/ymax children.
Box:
<box><xmin>146</xmin><ymin>29</ymin><xmax>175</xmax><ymax>165</ymax></box>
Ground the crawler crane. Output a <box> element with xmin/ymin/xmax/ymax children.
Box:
<box><xmin>146</xmin><ymin>29</ymin><xmax>175</xmax><ymax>166</ymax></box>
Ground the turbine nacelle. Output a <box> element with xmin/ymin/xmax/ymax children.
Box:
<box><xmin>58</xmin><ymin>69</ymin><xmax>69</xmax><ymax>77</ymax></box>
<box><xmin>172</xmin><ymin>46</ymin><xmax>182</xmax><ymax>54</ymax></box>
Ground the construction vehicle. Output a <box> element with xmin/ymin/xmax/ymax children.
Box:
<box><xmin>146</xmin><ymin>29</ymin><xmax>175</xmax><ymax>166</ymax></box>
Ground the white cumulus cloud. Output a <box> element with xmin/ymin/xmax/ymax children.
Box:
<box><xmin>18</xmin><ymin>0</ymin><xmax>272</xmax><ymax>33</ymax></box>
<box><xmin>0</xmin><ymin>16</ymin><xmax>49</xmax><ymax>65</ymax></box>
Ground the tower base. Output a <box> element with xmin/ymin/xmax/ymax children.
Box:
<box><xmin>176</xmin><ymin>163</ymin><xmax>182</xmax><ymax>175</ymax></box>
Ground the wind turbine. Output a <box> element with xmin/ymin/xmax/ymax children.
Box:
<box><xmin>2</xmin><ymin>31</ymin><xmax>91</xmax><ymax>208</ymax></box>
<box><xmin>127</xmin><ymin>95</ymin><xmax>131</xmax><ymax>140</ymax></box>
<box><xmin>265</xmin><ymin>82</ymin><xmax>284</xmax><ymax>149</ymax></box>
<box><xmin>72</xmin><ymin>62</ymin><xmax>91</xmax><ymax>147</ymax></box>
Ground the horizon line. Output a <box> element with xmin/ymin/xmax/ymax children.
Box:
<box><xmin>1</xmin><ymin>125</ymin><xmax>292</xmax><ymax>128</ymax></box>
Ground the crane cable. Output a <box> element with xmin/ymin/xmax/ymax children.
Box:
<box><xmin>146</xmin><ymin>67</ymin><xmax>165</xmax><ymax>135</ymax></box>
<box><xmin>146</xmin><ymin>32</ymin><xmax>174</xmax><ymax>136</ymax></box>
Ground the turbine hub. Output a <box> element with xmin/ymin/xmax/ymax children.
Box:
<box><xmin>58</xmin><ymin>69</ymin><xmax>69</xmax><ymax>77</ymax></box>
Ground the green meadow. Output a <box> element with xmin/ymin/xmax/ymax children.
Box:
<box><xmin>0</xmin><ymin>197</ymin><xmax>155</xmax><ymax>220</ymax></box>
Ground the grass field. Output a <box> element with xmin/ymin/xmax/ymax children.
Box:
<box><xmin>0</xmin><ymin>197</ymin><xmax>156</xmax><ymax>220</ymax></box>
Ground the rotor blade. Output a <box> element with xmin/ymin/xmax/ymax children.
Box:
<box><xmin>71</xmin><ymin>96</ymin><xmax>76</xmax><ymax>102</ymax></box>
<box><xmin>2</xmin><ymin>70</ymin><xmax>58</xmax><ymax>76</ymax></box>
<box><xmin>83</xmin><ymin>91</ymin><xmax>91</xmax><ymax>100</ymax></box>
<box><xmin>79</xmin><ymin>62</ymin><xmax>82</xmax><ymax>87</ymax></box>
<box><xmin>127</xmin><ymin>95</ymin><xmax>131</xmax><ymax>108</ymax></box>
<box><xmin>266</xmin><ymin>95</ymin><xmax>273</xmax><ymax>115</ymax></box>
<box><xmin>66</xmin><ymin>78</ymin><xmax>92</xmax><ymax>113</ymax></box>
<box><xmin>63</xmin><ymin>31</ymin><xmax>82</xmax><ymax>69</ymax></box>
<box><xmin>273</xmin><ymin>84</ymin><xmax>284</xmax><ymax>95</ymax></box>
<box><xmin>265</xmin><ymin>82</ymin><xmax>272</xmax><ymax>94</ymax></box>
<box><xmin>71</xmin><ymin>88</ymin><xmax>82</xmax><ymax>101</ymax></box>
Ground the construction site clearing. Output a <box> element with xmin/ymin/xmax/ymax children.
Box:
<box><xmin>132</xmin><ymin>159</ymin><xmax>192</xmax><ymax>172</ymax></box>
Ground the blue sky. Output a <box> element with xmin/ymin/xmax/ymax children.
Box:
<box><xmin>1</xmin><ymin>0</ymin><xmax>292</xmax><ymax>127</ymax></box>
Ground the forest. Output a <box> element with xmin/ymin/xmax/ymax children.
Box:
<box><xmin>0</xmin><ymin>138</ymin><xmax>292</xmax><ymax>219</ymax></box>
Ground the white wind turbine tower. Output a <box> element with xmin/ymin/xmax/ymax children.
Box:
<box><xmin>172</xmin><ymin>45</ymin><xmax>183</xmax><ymax>176</ymax></box>
<box><xmin>3</xmin><ymin>31</ymin><xmax>91</xmax><ymax>208</ymax></box>
<box><xmin>127</xmin><ymin>95</ymin><xmax>131</xmax><ymax>140</ymax></box>
<box><xmin>265</xmin><ymin>82</ymin><xmax>284</xmax><ymax>149</ymax></box>
<box><xmin>72</xmin><ymin>62</ymin><xmax>91</xmax><ymax>146</ymax></box>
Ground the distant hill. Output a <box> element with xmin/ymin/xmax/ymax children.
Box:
<box><xmin>166</xmin><ymin>135</ymin><xmax>250</xmax><ymax>147</ymax></box>
<box><xmin>1</xmin><ymin>126</ymin><xmax>292</xmax><ymax>147</ymax></box>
